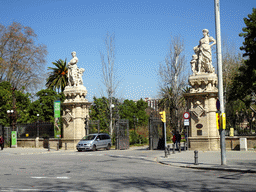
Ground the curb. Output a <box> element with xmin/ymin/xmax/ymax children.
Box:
<box><xmin>157</xmin><ymin>159</ymin><xmax>256</xmax><ymax>173</ymax></box>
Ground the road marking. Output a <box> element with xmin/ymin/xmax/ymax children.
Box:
<box><xmin>31</xmin><ymin>176</ymin><xmax>69</xmax><ymax>179</ymax></box>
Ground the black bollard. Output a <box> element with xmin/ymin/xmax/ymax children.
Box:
<box><xmin>48</xmin><ymin>142</ymin><xmax>50</xmax><ymax>151</ymax></box>
<box><xmin>65</xmin><ymin>143</ymin><xmax>67</xmax><ymax>150</ymax></box>
<box><xmin>167</xmin><ymin>145</ymin><xmax>170</xmax><ymax>155</ymax></box>
<box><xmin>194</xmin><ymin>150</ymin><xmax>199</xmax><ymax>165</ymax></box>
<box><xmin>172</xmin><ymin>143</ymin><xmax>175</xmax><ymax>154</ymax></box>
<box><xmin>164</xmin><ymin>147</ymin><xmax>168</xmax><ymax>158</ymax></box>
<box><xmin>57</xmin><ymin>143</ymin><xmax>59</xmax><ymax>151</ymax></box>
<box><xmin>179</xmin><ymin>143</ymin><xmax>181</xmax><ymax>153</ymax></box>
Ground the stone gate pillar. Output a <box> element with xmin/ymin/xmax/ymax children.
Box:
<box><xmin>61</xmin><ymin>51</ymin><xmax>91</xmax><ymax>150</ymax></box>
<box><xmin>184</xmin><ymin>73</ymin><xmax>220</xmax><ymax>151</ymax></box>
<box><xmin>62</xmin><ymin>86</ymin><xmax>91</xmax><ymax>150</ymax></box>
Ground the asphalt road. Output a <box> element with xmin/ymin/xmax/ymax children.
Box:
<box><xmin>0</xmin><ymin>149</ymin><xmax>256</xmax><ymax>192</ymax></box>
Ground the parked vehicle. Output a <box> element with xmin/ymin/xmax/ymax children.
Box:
<box><xmin>76</xmin><ymin>133</ymin><xmax>111</xmax><ymax>151</ymax></box>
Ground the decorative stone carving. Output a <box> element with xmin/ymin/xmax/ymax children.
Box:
<box><xmin>62</xmin><ymin>51</ymin><xmax>91</xmax><ymax>150</ymax></box>
<box><xmin>63</xmin><ymin>109</ymin><xmax>73</xmax><ymax>125</ymax></box>
<box><xmin>190</xmin><ymin>29</ymin><xmax>216</xmax><ymax>75</ymax></box>
<box><xmin>190</xmin><ymin>100</ymin><xmax>208</xmax><ymax>119</ymax></box>
<box><xmin>67</xmin><ymin>51</ymin><xmax>85</xmax><ymax>87</ymax></box>
<box><xmin>183</xmin><ymin>29</ymin><xmax>220</xmax><ymax>151</ymax></box>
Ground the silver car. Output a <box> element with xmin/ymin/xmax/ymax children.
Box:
<box><xmin>76</xmin><ymin>133</ymin><xmax>111</xmax><ymax>151</ymax></box>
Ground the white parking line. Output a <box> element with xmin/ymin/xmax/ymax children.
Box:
<box><xmin>31</xmin><ymin>176</ymin><xmax>69</xmax><ymax>179</ymax></box>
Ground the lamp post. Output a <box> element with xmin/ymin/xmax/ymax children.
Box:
<box><xmin>239</xmin><ymin>111</ymin><xmax>244</xmax><ymax>133</ymax></box>
<box><xmin>7</xmin><ymin>110</ymin><xmax>14</xmax><ymax>129</ymax></box>
<box><xmin>37</xmin><ymin>114</ymin><xmax>40</xmax><ymax>138</ymax></box>
<box><xmin>7</xmin><ymin>109</ymin><xmax>17</xmax><ymax>148</ymax></box>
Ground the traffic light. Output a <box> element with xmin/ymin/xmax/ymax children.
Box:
<box><xmin>159</xmin><ymin>111</ymin><xmax>166</xmax><ymax>122</ymax></box>
<box><xmin>216</xmin><ymin>113</ymin><xmax>220</xmax><ymax>129</ymax></box>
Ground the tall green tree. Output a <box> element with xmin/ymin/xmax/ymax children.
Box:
<box><xmin>0</xmin><ymin>81</ymin><xmax>30</xmax><ymax>126</ymax></box>
<box><xmin>89</xmin><ymin>96</ymin><xmax>111</xmax><ymax>133</ymax></box>
<box><xmin>46</xmin><ymin>59</ymin><xmax>68</xmax><ymax>93</ymax></box>
<box><xmin>229</xmin><ymin>8</ymin><xmax>256</xmax><ymax>105</ymax></box>
<box><xmin>27</xmin><ymin>89</ymin><xmax>65</xmax><ymax>123</ymax></box>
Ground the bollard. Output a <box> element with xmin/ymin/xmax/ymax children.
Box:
<box><xmin>179</xmin><ymin>143</ymin><xmax>181</xmax><ymax>153</ymax></box>
<box><xmin>48</xmin><ymin>142</ymin><xmax>50</xmax><ymax>151</ymax></box>
<box><xmin>65</xmin><ymin>143</ymin><xmax>67</xmax><ymax>150</ymax></box>
<box><xmin>164</xmin><ymin>147</ymin><xmax>168</xmax><ymax>158</ymax></box>
<box><xmin>194</xmin><ymin>150</ymin><xmax>198</xmax><ymax>165</ymax></box>
<box><xmin>167</xmin><ymin>145</ymin><xmax>170</xmax><ymax>155</ymax></box>
<box><xmin>57</xmin><ymin>143</ymin><xmax>59</xmax><ymax>151</ymax></box>
<box><xmin>172</xmin><ymin>143</ymin><xmax>175</xmax><ymax>154</ymax></box>
<box><xmin>184</xmin><ymin>142</ymin><xmax>187</xmax><ymax>151</ymax></box>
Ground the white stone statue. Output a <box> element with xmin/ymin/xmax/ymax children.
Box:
<box><xmin>191</xmin><ymin>29</ymin><xmax>216</xmax><ymax>74</ymax></box>
<box><xmin>67</xmin><ymin>51</ymin><xmax>85</xmax><ymax>86</ymax></box>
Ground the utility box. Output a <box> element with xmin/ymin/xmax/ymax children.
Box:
<box><xmin>240</xmin><ymin>138</ymin><xmax>247</xmax><ymax>151</ymax></box>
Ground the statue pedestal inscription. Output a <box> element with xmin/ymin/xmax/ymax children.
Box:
<box><xmin>62</xmin><ymin>52</ymin><xmax>91</xmax><ymax>150</ymax></box>
<box><xmin>184</xmin><ymin>29</ymin><xmax>220</xmax><ymax>151</ymax></box>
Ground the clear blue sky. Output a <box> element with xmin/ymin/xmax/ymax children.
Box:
<box><xmin>1</xmin><ymin>0</ymin><xmax>255</xmax><ymax>102</ymax></box>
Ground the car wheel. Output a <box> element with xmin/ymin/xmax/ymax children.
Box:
<box><xmin>92</xmin><ymin>145</ymin><xmax>96</xmax><ymax>151</ymax></box>
<box><xmin>106</xmin><ymin>144</ymin><xmax>111</xmax><ymax>150</ymax></box>
<box><xmin>78</xmin><ymin>149</ymin><xmax>82</xmax><ymax>152</ymax></box>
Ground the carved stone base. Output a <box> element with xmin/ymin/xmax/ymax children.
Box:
<box><xmin>189</xmin><ymin>137</ymin><xmax>220</xmax><ymax>151</ymax></box>
<box><xmin>184</xmin><ymin>85</ymin><xmax>220</xmax><ymax>151</ymax></box>
<box><xmin>63</xmin><ymin>85</ymin><xmax>88</xmax><ymax>103</ymax></box>
<box><xmin>62</xmin><ymin>85</ymin><xmax>91</xmax><ymax>150</ymax></box>
<box><xmin>189</xmin><ymin>73</ymin><xmax>218</xmax><ymax>93</ymax></box>
<box><xmin>61</xmin><ymin>139</ymin><xmax>81</xmax><ymax>150</ymax></box>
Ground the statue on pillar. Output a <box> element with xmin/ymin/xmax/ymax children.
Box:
<box><xmin>67</xmin><ymin>51</ymin><xmax>85</xmax><ymax>86</ymax></box>
<box><xmin>190</xmin><ymin>29</ymin><xmax>216</xmax><ymax>75</ymax></box>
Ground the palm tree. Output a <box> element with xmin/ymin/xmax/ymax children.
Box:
<box><xmin>46</xmin><ymin>59</ymin><xmax>68</xmax><ymax>93</ymax></box>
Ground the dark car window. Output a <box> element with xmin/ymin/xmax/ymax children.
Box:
<box><xmin>99</xmin><ymin>135</ymin><xmax>104</xmax><ymax>140</ymax></box>
<box><xmin>105</xmin><ymin>134</ymin><xmax>110</xmax><ymax>139</ymax></box>
<box><xmin>82</xmin><ymin>135</ymin><xmax>96</xmax><ymax>141</ymax></box>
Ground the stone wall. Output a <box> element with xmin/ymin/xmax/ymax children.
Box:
<box><xmin>225</xmin><ymin>136</ymin><xmax>256</xmax><ymax>150</ymax></box>
<box><xmin>17</xmin><ymin>138</ymin><xmax>62</xmax><ymax>149</ymax></box>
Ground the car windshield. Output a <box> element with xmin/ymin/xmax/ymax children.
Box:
<box><xmin>82</xmin><ymin>135</ymin><xmax>96</xmax><ymax>141</ymax></box>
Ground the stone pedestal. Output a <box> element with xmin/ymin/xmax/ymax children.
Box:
<box><xmin>184</xmin><ymin>73</ymin><xmax>220</xmax><ymax>151</ymax></box>
<box><xmin>62</xmin><ymin>85</ymin><xmax>91</xmax><ymax>150</ymax></box>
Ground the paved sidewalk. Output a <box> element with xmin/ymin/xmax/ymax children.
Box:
<box><xmin>157</xmin><ymin>149</ymin><xmax>256</xmax><ymax>173</ymax></box>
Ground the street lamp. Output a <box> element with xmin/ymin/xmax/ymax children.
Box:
<box><xmin>7</xmin><ymin>110</ymin><xmax>14</xmax><ymax>130</ymax></box>
<box><xmin>37</xmin><ymin>114</ymin><xmax>40</xmax><ymax>138</ymax></box>
<box><xmin>133</xmin><ymin>115</ymin><xmax>138</xmax><ymax>134</ymax></box>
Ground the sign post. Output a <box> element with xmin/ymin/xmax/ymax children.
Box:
<box><xmin>183</xmin><ymin>112</ymin><xmax>190</xmax><ymax>150</ymax></box>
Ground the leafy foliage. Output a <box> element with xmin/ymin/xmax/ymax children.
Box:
<box><xmin>46</xmin><ymin>59</ymin><xmax>68</xmax><ymax>93</ymax></box>
<box><xmin>229</xmin><ymin>8</ymin><xmax>256</xmax><ymax>104</ymax></box>
<box><xmin>89</xmin><ymin>97</ymin><xmax>149</xmax><ymax>133</ymax></box>
<box><xmin>0</xmin><ymin>81</ymin><xmax>30</xmax><ymax>126</ymax></box>
<box><xmin>27</xmin><ymin>89</ymin><xmax>65</xmax><ymax>123</ymax></box>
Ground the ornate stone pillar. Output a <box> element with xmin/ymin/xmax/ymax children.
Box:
<box><xmin>184</xmin><ymin>73</ymin><xmax>220</xmax><ymax>151</ymax></box>
<box><xmin>62</xmin><ymin>85</ymin><xmax>91</xmax><ymax>150</ymax></box>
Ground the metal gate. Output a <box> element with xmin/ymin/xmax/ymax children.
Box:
<box><xmin>149</xmin><ymin>114</ymin><xmax>164</xmax><ymax>150</ymax></box>
<box><xmin>17</xmin><ymin>122</ymin><xmax>54</xmax><ymax>138</ymax></box>
<box><xmin>88</xmin><ymin>120</ymin><xmax>100</xmax><ymax>134</ymax></box>
<box><xmin>115</xmin><ymin>119</ymin><xmax>129</xmax><ymax>150</ymax></box>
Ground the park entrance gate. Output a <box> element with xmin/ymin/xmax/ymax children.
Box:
<box><xmin>115</xmin><ymin>119</ymin><xmax>129</xmax><ymax>150</ymax></box>
<box><xmin>149</xmin><ymin>114</ymin><xmax>165</xmax><ymax>150</ymax></box>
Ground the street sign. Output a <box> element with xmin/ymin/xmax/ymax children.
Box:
<box><xmin>183</xmin><ymin>112</ymin><xmax>190</xmax><ymax>119</ymax></box>
<box><xmin>184</xmin><ymin>119</ymin><xmax>189</xmax><ymax>126</ymax></box>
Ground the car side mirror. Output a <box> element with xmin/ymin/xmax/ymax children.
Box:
<box><xmin>97</xmin><ymin>138</ymin><xmax>100</xmax><ymax>141</ymax></box>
